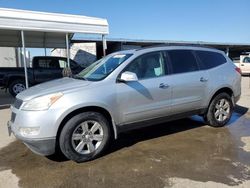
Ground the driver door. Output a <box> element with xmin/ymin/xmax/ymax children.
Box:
<box><xmin>116</xmin><ymin>51</ymin><xmax>172</xmax><ymax>125</ymax></box>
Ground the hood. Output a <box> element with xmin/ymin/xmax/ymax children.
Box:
<box><xmin>17</xmin><ymin>77</ymin><xmax>91</xmax><ymax>101</ymax></box>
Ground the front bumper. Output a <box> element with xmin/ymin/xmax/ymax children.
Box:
<box><xmin>8</xmin><ymin>120</ymin><xmax>56</xmax><ymax>156</ymax></box>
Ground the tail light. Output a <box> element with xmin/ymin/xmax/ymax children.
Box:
<box><xmin>235</xmin><ymin>67</ymin><xmax>242</xmax><ymax>75</ymax></box>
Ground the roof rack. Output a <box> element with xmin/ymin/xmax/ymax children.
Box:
<box><xmin>136</xmin><ymin>43</ymin><xmax>217</xmax><ymax>51</ymax></box>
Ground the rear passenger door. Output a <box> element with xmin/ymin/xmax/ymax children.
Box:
<box><xmin>166</xmin><ymin>50</ymin><xmax>209</xmax><ymax>113</ymax></box>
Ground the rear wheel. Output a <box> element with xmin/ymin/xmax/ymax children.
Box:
<box><xmin>9</xmin><ymin>79</ymin><xmax>26</xmax><ymax>97</ymax></box>
<box><xmin>59</xmin><ymin>112</ymin><xmax>111</xmax><ymax>163</ymax></box>
<box><xmin>204</xmin><ymin>93</ymin><xmax>233</xmax><ymax>127</ymax></box>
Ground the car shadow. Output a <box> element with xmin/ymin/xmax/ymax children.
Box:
<box><xmin>234</xmin><ymin>104</ymin><xmax>249</xmax><ymax>114</ymax></box>
<box><xmin>106</xmin><ymin>117</ymin><xmax>204</xmax><ymax>156</ymax></box>
<box><xmin>126</xmin><ymin>81</ymin><xmax>153</xmax><ymax>100</ymax></box>
<box><xmin>229</xmin><ymin>104</ymin><xmax>249</xmax><ymax>124</ymax></box>
<box><xmin>48</xmin><ymin>104</ymin><xmax>248</xmax><ymax>162</ymax></box>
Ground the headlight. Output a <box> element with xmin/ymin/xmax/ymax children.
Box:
<box><xmin>21</xmin><ymin>92</ymin><xmax>63</xmax><ymax>111</ymax></box>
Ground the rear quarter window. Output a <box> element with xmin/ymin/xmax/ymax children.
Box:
<box><xmin>243</xmin><ymin>57</ymin><xmax>250</xmax><ymax>63</ymax></box>
<box><xmin>34</xmin><ymin>58</ymin><xmax>60</xmax><ymax>69</ymax></box>
<box><xmin>196</xmin><ymin>50</ymin><xmax>227</xmax><ymax>69</ymax></box>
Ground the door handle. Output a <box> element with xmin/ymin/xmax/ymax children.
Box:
<box><xmin>159</xmin><ymin>83</ymin><xmax>169</xmax><ymax>89</ymax></box>
<box><xmin>241</xmin><ymin>64</ymin><xmax>244</xmax><ymax>66</ymax></box>
<box><xmin>200</xmin><ymin>77</ymin><xmax>208</xmax><ymax>82</ymax></box>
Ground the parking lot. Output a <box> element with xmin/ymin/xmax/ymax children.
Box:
<box><xmin>0</xmin><ymin>77</ymin><xmax>250</xmax><ymax>188</ymax></box>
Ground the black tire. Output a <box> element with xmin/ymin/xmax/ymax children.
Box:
<box><xmin>9</xmin><ymin>79</ymin><xmax>26</xmax><ymax>97</ymax></box>
<box><xmin>59</xmin><ymin>112</ymin><xmax>111</xmax><ymax>163</ymax></box>
<box><xmin>205</xmin><ymin>93</ymin><xmax>233</xmax><ymax>127</ymax></box>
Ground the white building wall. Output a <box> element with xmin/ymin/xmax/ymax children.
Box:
<box><xmin>0</xmin><ymin>47</ymin><xmax>17</xmax><ymax>67</ymax></box>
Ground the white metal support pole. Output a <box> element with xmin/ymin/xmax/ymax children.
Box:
<box><xmin>226</xmin><ymin>47</ymin><xmax>230</xmax><ymax>57</ymax></box>
<box><xmin>102</xmin><ymin>35</ymin><xmax>107</xmax><ymax>57</ymax></box>
<box><xmin>21</xmin><ymin>30</ymin><xmax>29</xmax><ymax>88</ymax></box>
<box><xmin>65</xmin><ymin>33</ymin><xmax>70</xmax><ymax>68</ymax></box>
<box><xmin>44</xmin><ymin>33</ymin><xmax>47</xmax><ymax>56</ymax></box>
<box><xmin>17</xmin><ymin>47</ymin><xmax>21</xmax><ymax>67</ymax></box>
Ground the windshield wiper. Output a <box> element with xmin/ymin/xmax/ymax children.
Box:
<box><xmin>73</xmin><ymin>75</ymin><xmax>88</xmax><ymax>81</ymax></box>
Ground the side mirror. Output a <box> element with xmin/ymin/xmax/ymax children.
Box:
<box><xmin>120</xmin><ymin>71</ymin><xmax>138</xmax><ymax>82</ymax></box>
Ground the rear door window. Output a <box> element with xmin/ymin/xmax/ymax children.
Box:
<box><xmin>168</xmin><ymin>50</ymin><xmax>199</xmax><ymax>74</ymax></box>
<box><xmin>59</xmin><ymin>59</ymin><xmax>67</xmax><ymax>68</ymax></box>
<box><xmin>36</xmin><ymin>59</ymin><xmax>60</xmax><ymax>69</ymax></box>
<box><xmin>243</xmin><ymin>57</ymin><xmax>250</xmax><ymax>63</ymax></box>
<box><xmin>59</xmin><ymin>59</ymin><xmax>79</xmax><ymax>69</ymax></box>
<box><xmin>196</xmin><ymin>50</ymin><xmax>227</xmax><ymax>69</ymax></box>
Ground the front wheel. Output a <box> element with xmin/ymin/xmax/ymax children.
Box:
<box><xmin>59</xmin><ymin>112</ymin><xmax>111</xmax><ymax>163</ymax></box>
<box><xmin>204</xmin><ymin>93</ymin><xmax>233</xmax><ymax>127</ymax></box>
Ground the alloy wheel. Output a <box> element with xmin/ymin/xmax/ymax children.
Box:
<box><xmin>71</xmin><ymin>120</ymin><xmax>104</xmax><ymax>155</ymax></box>
<box><xmin>214</xmin><ymin>98</ymin><xmax>230</xmax><ymax>122</ymax></box>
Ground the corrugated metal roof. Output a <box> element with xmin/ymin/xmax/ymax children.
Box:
<box><xmin>72</xmin><ymin>37</ymin><xmax>250</xmax><ymax>48</ymax></box>
<box><xmin>0</xmin><ymin>8</ymin><xmax>109</xmax><ymax>34</ymax></box>
<box><xmin>0</xmin><ymin>8</ymin><xmax>109</xmax><ymax>48</ymax></box>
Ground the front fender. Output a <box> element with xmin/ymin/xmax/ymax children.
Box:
<box><xmin>53</xmin><ymin>101</ymin><xmax>118</xmax><ymax>139</ymax></box>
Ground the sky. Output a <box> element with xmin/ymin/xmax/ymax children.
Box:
<box><xmin>0</xmin><ymin>0</ymin><xmax>249</xmax><ymax>44</ymax></box>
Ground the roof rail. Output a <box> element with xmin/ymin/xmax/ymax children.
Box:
<box><xmin>136</xmin><ymin>43</ymin><xmax>217</xmax><ymax>51</ymax></box>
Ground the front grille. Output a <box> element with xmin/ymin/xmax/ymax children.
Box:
<box><xmin>13</xmin><ymin>98</ymin><xmax>23</xmax><ymax>109</ymax></box>
<box><xmin>11</xmin><ymin>112</ymin><xmax>16</xmax><ymax>123</ymax></box>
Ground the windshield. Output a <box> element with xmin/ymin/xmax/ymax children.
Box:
<box><xmin>75</xmin><ymin>53</ymin><xmax>132</xmax><ymax>81</ymax></box>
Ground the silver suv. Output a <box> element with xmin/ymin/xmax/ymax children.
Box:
<box><xmin>8</xmin><ymin>46</ymin><xmax>241</xmax><ymax>162</ymax></box>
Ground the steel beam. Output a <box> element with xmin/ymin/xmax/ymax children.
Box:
<box><xmin>65</xmin><ymin>33</ymin><xmax>70</xmax><ymax>68</ymax></box>
<box><xmin>102</xmin><ymin>35</ymin><xmax>107</xmax><ymax>56</ymax></box>
<box><xmin>21</xmin><ymin>30</ymin><xmax>29</xmax><ymax>88</ymax></box>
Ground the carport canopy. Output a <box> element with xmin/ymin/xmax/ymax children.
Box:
<box><xmin>0</xmin><ymin>8</ymin><xmax>109</xmax><ymax>88</ymax></box>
